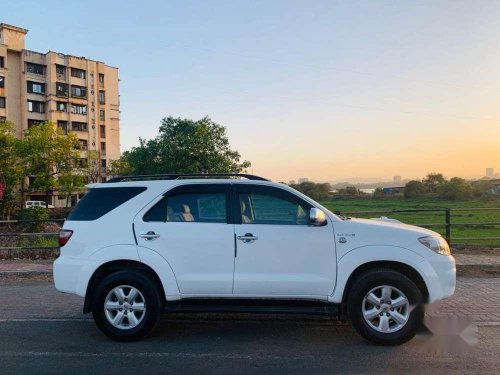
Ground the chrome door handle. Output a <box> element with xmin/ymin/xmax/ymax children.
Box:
<box><xmin>139</xmin><ymin>231</ymin><xmax>160</xmax><ymax>241</ymax></box>
<box><xmin>237</xmin><ymin>233</ymin><xmax>258</xmax><ymax>243</ymax></box>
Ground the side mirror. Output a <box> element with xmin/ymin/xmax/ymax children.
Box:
<box><xmin>309</xmin><ymin>208</ymin><xmax>327</xmax><ymax>226</ymax></box>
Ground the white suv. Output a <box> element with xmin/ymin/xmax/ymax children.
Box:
<box><xmin>54</xmin><ymin>174</ymin><xmax>456</xmax><ymax>345</ymax></box>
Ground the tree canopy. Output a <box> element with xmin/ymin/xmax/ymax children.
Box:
<box><xmin>117</xmin><ymin>116</ymin><xmax>251</xmax><ymax>175</ymax></box>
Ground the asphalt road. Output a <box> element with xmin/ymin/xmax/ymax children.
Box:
<box><xmin>1</xmin><ymin>278</ymin><xmax>499</xmax><ymax>374</ymax></box>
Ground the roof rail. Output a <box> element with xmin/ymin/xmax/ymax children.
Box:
<box><xmin>105</xmin><ymin>173</ymin><xmax>269</xmax><ymax>183</ymax></box>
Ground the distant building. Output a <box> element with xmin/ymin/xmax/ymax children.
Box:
<box><xmin>0</xmin><ymin>23</ymin><xmax>120</xmax><ymax>207</ymax></box>
<box><xmin>393</xmin><ymin>176</ymin><xmax>402</xmax><ymax>184</ymax></box>
<box><xmin>382</xmin><ymin>186</ymin><xmax>405</xmax><ymax>195</ymax></box>
<box><xmin>288</xmin><ymin>180</ymin><xmax>296</xmax><ymax>185</ymax></box>
<box><xmin>298</xmin><ymin>178</ymin><xmax>308</xmax><ymax>184</ymax></box>
<box><xmin>486</xmin><ymin>168</ymin><xmax>494</xmax><ymax>178</ymax></box>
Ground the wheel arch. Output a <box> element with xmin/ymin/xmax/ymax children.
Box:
<box><xmin>83</xmin><ymin>260</ymin><xmax>165</xmax><ymax>314</ymax></box>
<box><xmin>338</xmin><ymin>260</ymin><xmax>429</xmax><ymax>317</ymax></box>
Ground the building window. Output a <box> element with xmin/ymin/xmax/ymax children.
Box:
<box><xmin>98</xmin><ymin>73</ymin><xmax>104</xmax><ymax>86</ymax></box>
<box><xmin>0</xmin><ymin>116</ymin><xmax>6</xmax><ymax>122</ymax></box>
<box><xmin>71</xmin><ymin>85</ymin><xmax>87</xmax><ymax>98</ymax></box>
<box><xmin>71</xmin><ymin>68</ymin><xmax>86</xmax><ymax>79</ymax></box>
<box><xmin>28</xmin><ymin>119</ymin><xmax>44</xmax><ymax>128</ymax></box>
<box><xmin>28</xmin><ymin>100</ymin><xmax>45</xmax><ymax>113</ymax></box>
<box><xmin>99</xmin><ymin>109</ymin><xmax>105</xmax><ymax>121</ymax></box>
<box><xmin>75</xmin><ymin>158</ymin><xmax>88</xmax><ymax>168</ymax></box>
<box><xmin>71</xmin><ymin>104</ymin><xmax>87</xmax><ymax>115</ymax></box>
<box><xmin>56</xmin><ymin>82</ymin><xmax>69</xmax><ymax>97</ymax></box>
<box><xmin>71</xmin><ymin>121</ymin><xmax>87</xmax><ymax>132</ymax></box>
<box><xmin>100</xmin><ymin>125</ymin><xmax>106</xmax><ymax>138</ymax></box>
<box><xmin>99</xmin><ymin>90</ymin><xmax>105</xmax><ymax>104</ymax></box>
<box><xmin>56</xmin><ymin>65</ymin><xmax>66</xmax><ymax>80</ymax></box>
<box><xmin>0</xmin><ymin>97</ymin><xmax>6</xmax><ymax>108</ymax></box>
<box><xmin>57</xmin><ymin>120</ymin><xmax>68</xmax><ymax>134</ymax></box>
<box><xmin>100</xmin><ymin>142</ymin><xmax>106</xmax><ymax>153</ymax></box>
<box><xmin>101</xmin><ymin>159</ymin><xmax>107</xmax><ymax>173</ymax></box>
<box><xmin>79</xmin><ymin>139</ymin><xmax>88</xmax><ymax>150</ymax></box>
<box><xmin>0</xmin><ymin>56</ymin><xmax>4</xmax><ymax>68</ymax></box>
<box><xmin>26</xmin><ymin>62</ymin><xmax>45</xmax><ymax>75</ymax></box>
<box><xmin>27</xmin><ymin>81</ymin><xmax>46</xmax><ymax>94</ymax></box>
<box><xmin>56</xmin><ymin>102</ymin><xmax>68</xmax><ymax>112</ymax></box>
<box><xmin>0</xmin><ymin>76</ymin><xmax>4</xmax><ymax>88</ymax></box>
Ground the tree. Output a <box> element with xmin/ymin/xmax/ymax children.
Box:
<box><xmin>0</xmin><ymin>120</ymin><xmax>22</xmax><ymax>219</ymax></box>
<box><xmin>344</xmin><ymin>186</ymin><xmax>359</xmax><ymax>196</ymax></box>
<box><xmin>422</xmin><ymin>173</ymin><xmax>446</xmax><ymax>193</ymax></box>
<box><xmin>373</xmin><ymin>187</ymin><xmax>384</xmax><ymax>197</ymax></box>
<box><xmin>439</xmin><ymin>177</ymin><xmax>472</xmax><ymax>200</ymax></box>
<box><xmin>289</xmin><ymin>181</ymin><xmax>331</xmax><ymax>201</ymax></box>
<box><xmin>17</xmin><ymin>122</ymin><xmax>81</xmax><ymax>207</ymax></box>
<box><xmin>107</xmin><ymin>158</ymin><xmax>132</xmax><ymax>177</ymax></box>
<box><xmin>404</xmin><ymin>180</ymin><xmax>426</xmax><ymax>198</ymax></box>
<box><xmin>120</xmin><ymin>116</ymin><xmax>251</xmax><ymax>175</ymax></box>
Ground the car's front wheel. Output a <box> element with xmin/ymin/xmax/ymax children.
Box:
<box><xmin>92</xmin><ymin>270</ymin><xmax>163</xmax><ymax>341</ymax></box>
<box><xmin>347</xmin><ymin>269</ymin><xmax>423</xmax><ymax>345</ymax></box>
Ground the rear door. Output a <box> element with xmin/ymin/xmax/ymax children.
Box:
<box><xmin>133</xmin><ymin>183</ymin><xmax>235</xmax><ymax>295</ymax></box>
<box><xmin>232</xmin><ymin>184</ymin><xmax>337</xmax><ymax>296</ymax></box>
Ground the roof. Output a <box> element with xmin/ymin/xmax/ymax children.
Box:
<box><xmin>0</xmin><ymin>23</ymin><xmax>28</xmax><ymax>34</ymax></box>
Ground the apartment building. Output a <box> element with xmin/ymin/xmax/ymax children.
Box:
<box><xmin>0</xmin><ymin>23</ymin><xmax>120</xmax><ymax>206</ymax></box>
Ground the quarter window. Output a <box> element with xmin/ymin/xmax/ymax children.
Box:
<box><xmin>144</xmin><ymin>193</ymin><xmax>227</xmax><ymax>223</ymax></box>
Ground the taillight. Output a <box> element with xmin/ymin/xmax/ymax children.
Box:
<box><xmin>59</xmin><ymin>230</ymin><xmax>73</xmax><ymax>247</ymax></box>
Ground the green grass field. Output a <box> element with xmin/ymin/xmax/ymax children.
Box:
<box><xmin>319</xmin><ymin>196</ymin><xmax>500</xmax><ymax>246</ymax></box>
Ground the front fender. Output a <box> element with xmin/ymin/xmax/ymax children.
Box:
<box><xmin>328</xmin><ymin>245</ymin><xmax>428</xmax><ymax>303</ymax></box>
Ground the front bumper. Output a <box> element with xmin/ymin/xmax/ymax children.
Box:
<box><xmin>422</xmin><ymin>253</ymin><xmax>456</xmax><ymax>303</ymax></box>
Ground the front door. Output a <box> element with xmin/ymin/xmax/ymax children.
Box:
<box><xmin>134</xmin><ymin>184</ymin><xmax>235</xmax><ymax>295</ymax></box>
<box><xmin>232</xmin><ymin>184</ymin><xmax>337</xmax><ymax>296</ymax></box>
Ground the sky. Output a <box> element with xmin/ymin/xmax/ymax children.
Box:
<box><xmin>3</xmin><ymin>0</ymin><xmax>500</xmax><ymax>182</ymax></box>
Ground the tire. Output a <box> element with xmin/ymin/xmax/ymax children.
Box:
<box><xmin>92</xmin><ymin>270</ymin><xmax>163</xmax><ymax>342</ymax></box>
<box><xmin>347</xmin><ymin>269</ymin><xmax>423</xmax><ymax>346</ymax></box>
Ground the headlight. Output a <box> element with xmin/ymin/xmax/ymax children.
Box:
<box><xmin>418</xmin><ymin>236</ymin><xmax>451</xmax><ymax>255</ymax></box>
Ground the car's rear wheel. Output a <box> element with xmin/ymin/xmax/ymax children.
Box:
<box><xmin>92</xmin><ymin>270</ymin><xmax>163</xmax><ymax>341</ymax></box>
<box><xmin>347</xmin><ymin>269</ymin><xmax>423</xmax><ymax>345</ymax></box>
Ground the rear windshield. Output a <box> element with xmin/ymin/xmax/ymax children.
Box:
<box><xmin>67</xmin><ymin>187</ymin><xmax>147</xmax><ymax>221</ymax></box>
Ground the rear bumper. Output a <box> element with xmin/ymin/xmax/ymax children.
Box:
<box><xmin>53</xmin><ymin>256</ymin><xmax>97</xmax><ymax>297</ymax></box>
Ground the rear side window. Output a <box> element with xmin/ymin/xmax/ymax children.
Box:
<box><xmin>144</xmin><ymin>193</ymin><xmax>227</xmax><ymax>223</ymax></box>
<box><xmin>67</xmin><ymin>187</ymin><xmax>146</xmax><ymax>221</ymax></box>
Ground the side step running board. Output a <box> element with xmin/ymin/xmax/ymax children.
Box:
<box><xmin>164</xmin><ymin>299</ymin><xmax>340</xmax><ymax>316</ymax></box>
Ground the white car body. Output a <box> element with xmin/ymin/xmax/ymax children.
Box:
<box><xmin>53</xmin><ymin>176</ymin><xmax>456</xmax><ymax>343</ymax></box>
<box><xmin>54</xmin><ymin>179</ymin><xmax>455</xmax><ymax>303</ymax></box>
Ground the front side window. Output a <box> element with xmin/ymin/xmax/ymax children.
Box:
<box><xmin>238</xmin><ymin>192</ymin><xmax>309</xmax><ymax>225</ymax></box>
<box><xmin>144</xmin><ymin>193</ymin><xmax>227</xmax><ymax>223</ymax></box>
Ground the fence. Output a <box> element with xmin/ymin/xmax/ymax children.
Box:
<box><xmin>0</xmin><ymin>208</ymin><xmax>499</xmax><ymax>254</ymax></box>
<box><xmin>333</xmin><ymin>207</ymin><xmax>500</xmax><ymax>245</ymax></box>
